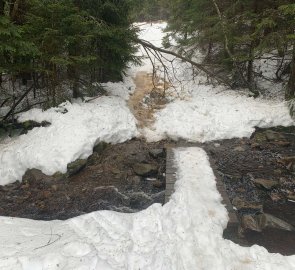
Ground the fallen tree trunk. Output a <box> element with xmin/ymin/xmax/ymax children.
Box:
<box><xmin>136</xmin><ymin>38</ymin><xmax>232</xmax><ymax>88</ymax></box>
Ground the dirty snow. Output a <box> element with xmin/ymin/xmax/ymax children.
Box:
<box><xmin>1</xmin><ymin>148</ymin><xmax>295</xmax><ymax>270</ymax></box>
<box><xmin>0</xmin><ymin>97</ymin><xmax>138</xmax><ymax>185</ymax></box>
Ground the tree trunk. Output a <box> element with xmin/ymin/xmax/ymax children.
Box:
<box><xmin>285</xmin><ymin>46</ymin><xmax>295</xmax><ymax>100</ymax></box>
<box><xmin>247</xmin><ymin>43</ymin><xmax>254</xmax><ymax>89</ymax></box>
<box><xmin>0</xmin><ymin>0</ymin><xmax>5</xmax><ymax>15</ymax></box>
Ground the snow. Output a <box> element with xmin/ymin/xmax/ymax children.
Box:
<box><xmin>101</xmin><ymin>76</ymin><xmax>136</xmax><ymax>100</ymax></box>
<box><xmin>137</xmin><ymin>23</ymin><xmax>294</xmax><ymax>142</ymax></box>
<box><xmin>0</xmin><ymin>96</ymin><xmax>138</xmax><ymax>185</ymax></box>
<box><xmin>144</xmin><ymin>85</ymin><xmax>294</xmax><ymax>142</ymax></box>
<box><xmin>1</xmin><ymin>148</ymin><xmax>295</xmax><ymax>269</ymax></box>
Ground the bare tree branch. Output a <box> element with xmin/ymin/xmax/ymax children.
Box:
<box><xmin>136</xmin><ymin>38</ymin><xmax>232</xmax><ymax>87</ymax></box>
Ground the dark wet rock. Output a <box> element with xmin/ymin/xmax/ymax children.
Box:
<box><xmin>127</xmin><ymin>175</ymin><xmax>141</xmax><ymax>185</ymax></box>
<box><xmin>67</xmin><ymin>159</ymin><xmax>87</xmax><ymax>177</ymax></box>
<box><xmin>22</xmin><ymin>120</ymin><xmax>51</xmax><ymax>129</ymax></box>
<box><xmin>252</xmin><ymin>133</ymin><xmax>267</xmax><ymax>142</ymax></box>
<box><xmin>232</xmin><ymin>197</ymin><xmax>263</xmax><ymax>212</ymax></box>
<box><xmin>264</xmin><ymin>214</ymin><xmax>295</xmax><ymax>231</ymax></box>
<box><xmin>273</xmin><ymin>141</ymin><xmax>291</xmax><ymax>147</ymax></box>
<box><xmin>93</xmin><ymin>141</ymin><xmax>108</xmax><ymax>154</ymax></box>
<box><xmin>9</xmin><ymin>128</ymin><xmax>24</xmax><ymax>137</ymax></box>
<box><xmin>151</xmin><ymin>191</ymin><xmax>165</xmax><ymax>201</ymax></box>
<box><xmin>253</xmin><ymin>178</ymin><xmax>279</xmax><ymax>190</ymax></box>
<box><xmin>241</xmin><ymin>213</ymin><xmax>295</xmax><ymax>233</ymax></box>
<box><xmin>152</xmin><ymin>180</ymin><xmax>165</xmax><ymax>188</ymax></box>
<box><xmin>129</xmin><ymin>192</ymin><xmax>152</xmax><ymax>208</ymax></box>
<box><xmin>0</xmin><ymin>120</ymin><xmax>51</xmax><ymax>139</ymax></box>
<box><xmin>87</xmin><ymin>152</ymin><xmax>100</xmax><ymax>165</ymax></box>
<box><xmin>269</xmin><ymin>191</ymin><xmax>285</xmax><ymax>202</ymax></box>
<box><xmin>149</xmin><ymin>148</ymin><xmax>165</xmax><ymax>158</ymax></box>
<box><xmin>132</xmin><ymin>163</ymin><xmax>158</xmax><ymax>176</ymax></box>
<box><xmin>23</xmin><ymin>169</ymin><xmax>54</xmax><ymax>186</ymax></box>
<box><xmin>264</xmin><ymin>130</ymin><xmax>285</xmax><ymax>141</ymax></box>
<box><xmin>52</xmin><ymin>171</ymin><xmax>67</xmax><ymax>181</ymax></box>
<box><xmin>0</xmin><ymin>127</ymin><xmax>8</xmax><ymax>139</ymax></box>
<box><xmin>250</xmin><ymin>142</ymin><xmax>262</xmax><ymax>149</ymax></box>
<box><xmin>129</xmin><ymin>152</ymin><xmax>147</xmax><ymax>163</ymax></box>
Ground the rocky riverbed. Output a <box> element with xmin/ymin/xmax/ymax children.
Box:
<box><xmin>202</xmin><ymin>126</ymin><xmax>295</xmax><ymax>255</ymax></box>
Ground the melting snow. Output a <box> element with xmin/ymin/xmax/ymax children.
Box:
<box><xmin>0</xmin><ymin>148</ymin><xmax>295</xmax><ymax>269</ymax></box>
<box><xmin>0</xmin><ymin>97</ymin><xmax>138</xmax><ymax>185</ymax></box>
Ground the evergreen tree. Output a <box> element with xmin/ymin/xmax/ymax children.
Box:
<box><xmin>164</xmin><ymin>0</ymin><xmax>295</xmax><ymax>98</ymax></box>
<box><xmin>0</xmin><ymin>0</ymin><xmax>139</xmax><ymax>114</ymax></box>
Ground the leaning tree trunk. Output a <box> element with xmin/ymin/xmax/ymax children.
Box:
<box><xmin>0</xmin><ymin>0</ymin><xmax>5</xmax><ymax>15</ymax></box>
<box><xmin>285</xmin><ymin>45</ymin><xmax>295</xmax><ymax>100</ymax></box>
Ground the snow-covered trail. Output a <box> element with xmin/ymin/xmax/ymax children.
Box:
<box><xmin>1</xmin><ymin>147</ymin><xmax>295</xmax><ymax>270</ymax></box>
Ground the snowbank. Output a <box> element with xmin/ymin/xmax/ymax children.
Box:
<box><xmin>0</xmin><ymin>97</ymin><xmax>138</xmax><ymax>185</ymax></box>
<box><xmin>0</xmin><ymin>148</ymin><xmax>294</xmax><ymax>269</ymax></box>
<box><xmin>144</xmin><ymin>85</ymin><xmax>294</xmax><ymax>142</ymax></box>
<box><xmin>132</xmin><ymin>22</ymin><xmax>294</xmax><ymax>142</ymax></box>
<box><xmin>101</xmin><ymin>76</ymin><xmax>136</xmax><ymax>100</ymax></box>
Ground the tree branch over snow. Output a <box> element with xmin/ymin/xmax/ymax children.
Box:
<box><xmin>135</xmin><ymin>38</ymin><xmax>232</xmax><ymax>87</ymax></box>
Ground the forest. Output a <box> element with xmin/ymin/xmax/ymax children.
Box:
<box><xmin>0</xmin><ymin>0</ymin><xmax>295</xmax><ymax>121</ymax></box>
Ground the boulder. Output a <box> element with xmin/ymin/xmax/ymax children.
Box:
<box><xmin>22</xmin><ymin>169</ymin><xmax>54</xmax><ymax>185</ymax></box>
<box><xmin>0</xmin><ymin>128</ymin><xmax>8</xmax><ymax>139</ymax></box>
<box><xmin>129</xmin><ymin>192</ymin><xmax>153</xmax><ymax>208</ymax></box>
<box><xmin>273</xmin><ymin>141</ymin><xmax>291</xmax><ymax>147</ymax></box>
<box><xmin>152</xmin><ymin>180</ymin><xmax>165</xmax><ymax>188</ymax></box>
<box><xmin>252</xmin><ymin>133</ymin><xmax>267</xmax><ymax>143</ymax></box>
<box><xmin>232</xmin><ymin>197</ymin><xmax>263</xmax><ymax>212</ymax></box>
<box><xmin>67</xmin><ymin>159</ymin><xmax>87</xmax><ymax>176</ymax></box>
<box><xmin>264</xmin><ymin>130</ymin><xmax>285</xmax><ymax>141</ymax></box>
<box><xmin>127</xmin><ymin>176</ymin><xmax>141</xmax><ymax>185</ymax></box>
<box><xmin>93</xmin><ymin>142</ymin><xmax>108</xmax><ymax>154</ymax></box>
<box><xmin>149</xmin><ymin>148</ymin><xmax>165</xmax><ymax>158</ymax></box>
<box><xmin>241</xmin><ymin>213</ymin><xmax>295</xmax><ymax>232</ymax></box>
<box><xmin>132</xmin><ymin>163</ymin><xmax>158</xmax><ymax>177</ymax></box>
<box><xmin>9</xmin><ymin>128</ymin><xmax>24</xmax><ymax>137</ymax></box>
<box><xmin>253</xmin><ymin>178</ymin><xmax>279</xmax><ymax>190</ymax></box>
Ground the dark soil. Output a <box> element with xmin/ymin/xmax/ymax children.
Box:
<box><xmin>202</xmin><ymin>126</ymin><xmax>295</xmax><ymax>255</ymax></box>
<box><xmin>0</xmin><ymin>139</ymin><xmax>167</xmax><ymax>220</ymax></box>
